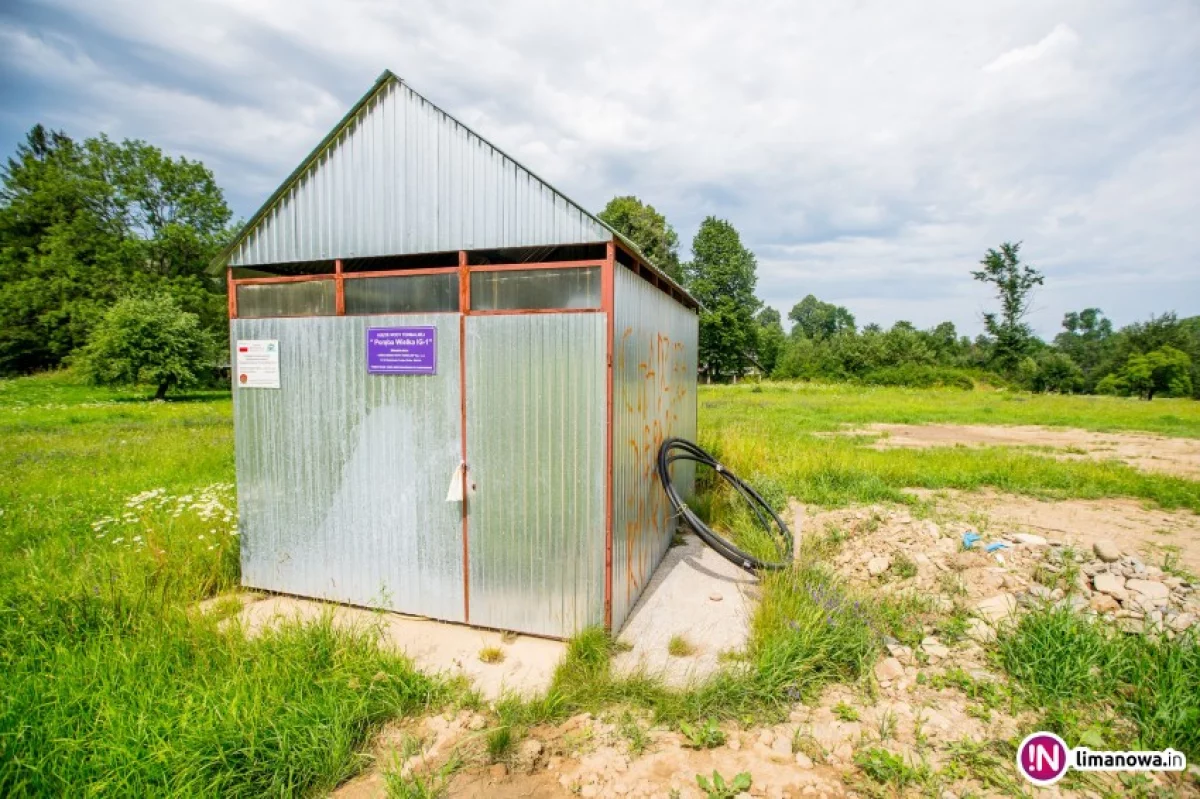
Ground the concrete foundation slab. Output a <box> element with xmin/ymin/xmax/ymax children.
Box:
<box><xmin>613</xmin><ymin>533</ymin><xmax>760</xmax><ymax>687</ymax></box>
<box><xmin>233</xmin><ymin>595</ymin><xmax>565</xmax><ymax>700</ymax></box>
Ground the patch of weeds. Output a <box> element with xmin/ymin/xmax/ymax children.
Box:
<box><xmin>833</xmin><ymin>701</ymin><xmax>859</xmax><ymax>722</ymax></box>
<box><xmin>941</xmin><ymin>738</ymin><xmax>1024</xmax><ymax>796</ymax></box>
<box><xmin>792</xmin><ymin>730</ymin><xmax>825</xmax><ymax>762</ymax></box>
<box><xmin>935</xmin><ymin>604</ymin><xmax>972</xmax><ymax>644</ymax></box>
<box><xmin>804</xmin><ymin>524</ymin><xmax>848</xmax><ymax>558</ymax></box>
<box><xmin>478</xmin><ymin>646</ymin><xmax>505</xmax><ymax>664</ymax></box>
<box><xmin>937</xmin><ymin>571</ymin><xmax>967</xmax><ymax>597</ymax></box>
<box><xmin>667</xmin><ymin>634</ymin><xmax>696</xmax><ymax>657</ymax></box>
<box><xmin>618</xmin><ymin>710</ymin><xmax>650</xmax><ymax>756</ymax></box>
<box><xmin>715</xmin><ymin>648</ymin><xmax>744</xmax><ymax>664</ymax></box>
<box><xmin>680</xmin><ymin>718</ymin><xmax>726</xmax><ymax>749</ymax></box>
<box><xmin>912</xmin><ymin>710</ymin><xmax>929</xmax><ymax>752</ymax></box>
<box><xmin>891</xmin><ymin>553</ymin><xmax>918</xmax><ymax>580</ymax></box>
<box><xmin>383</xmin><ymin>752</ymin><xmax>462</xmax><ymax>799</ymax></box>
<box><xmin>399</xmin><ymin>733</ymin><xmax>426</xmax><ymax>760</ymax></box>
<box><xmin>998</xmin><ymin>605</ymin><xmax>1200</xmax><ymax>759</ymax></box>
<box><xmin>853</xmin><ymin>747</ymin><xmax>930</xmax><ymax>789</ymax></box>
<box><xmin>695</xmin><ymin>769</ymin><xmax>751</xmax><ymax>799</ymax></box>
<box><xmin>929</xmin><ymin>667</ymin><xmax>1007</xmax><ymax>714</ymax></box>
<box><xmin>485</xmin><ymin>726</ymin><xmax>514</xmax><ymax>762</ymax></box>
<box><xmin>1160</xmin><ymin>551</ymin><xmax>1197</xmax><ymax>582</ymax></box>
<box><xmin>862</xmin><ymin>511</ymin><xmax>883</xmax><ymax>534</ymax></box>
<box><xmin>876</xmin><ymin>710</ymin><xmax>897</xmax><ymax>741</ymax></box>
<box><xmin>873</xmin><ymin>591</ymin><xmax>930</xmax><ymax>647</ymax></box>
<box><xmin>996</xmin><ymin>606</ymin><xmax>1120</xmax><ymax>705</ymax></box>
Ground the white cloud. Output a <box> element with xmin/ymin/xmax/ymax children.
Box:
<box><xmin>3</xmin><ymin>0</ymin><xmax>1198</xmax><ymax>335</ymax></box>
<box><xmin>984</xmin><ymin>22</ymin><xmax>1080</xmax><ymax>73</ymax></box>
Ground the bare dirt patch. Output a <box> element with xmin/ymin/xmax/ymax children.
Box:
<box><xmin>849</xmin><ymin>423</ymin><xmax>1200</xmax><ymax>478</ymax></box>
<box><xmin>332</xmin><ymin>491</ymin><xmax>1200</xmax><ymax>798</ymax></box>
<box><xmin>904</xmin><ymin>488</ymin><xmax>1200</xmax><ymax>576</ymax></box>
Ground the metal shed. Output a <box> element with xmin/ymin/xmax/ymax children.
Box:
<box><xmin>222</xmin><ymin>71</ymin><xmax>698</xmax><ymax>638</ymax></box>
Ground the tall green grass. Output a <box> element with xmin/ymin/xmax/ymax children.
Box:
<box><xmin>499</xmin><ymin>563</ymin><xmax>925</xmax><ymax>729</ymax></box>
<box><xmin>997</xmin><ymin>606</ymin><xmax>1200</xmax><ymax>759</ymax></box>
<box><xmin>0</xmin><ymin>373</ymin><xmax>453</xmax><ymax>795</ymax></box>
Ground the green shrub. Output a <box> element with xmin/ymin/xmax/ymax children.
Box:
<box><xmin>74</xmin><ymin>294</ymin><xmax>213</xmax><ymax>399</ymax></box>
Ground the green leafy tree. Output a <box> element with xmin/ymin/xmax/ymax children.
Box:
<box><xmin>756</xmin><ymin>307</ymin><xmax>786</xmax><ymax>375</ymax></box>
<box><xmin>787</xmin><ymin>294</ymin><xmax>855</xmax><ymax>340</ymax></box>
<box><xmin>74</xmin><ymin>294</ymin><xmax>212</xmax><ymax>399</ymax></box>
<box><xmin>1032</xmin><ymin>350</ymin><xmax>1084</xmax><ymax>393</ymax></box>
<box><xmin>598</xmin><ymin>196</ymin><xmax>683</xmax><ymax>282</ymax></box>
<box><xmin>971</xmin><ymin>241</ymin><xmax>1044</xmax><ymax>373</ymax></box>
<box><xmin>0</xmin><ymin>126</ymin><xmax>232</xmax><ymax>375</ymax></box>
<box><xmin>685</xmin><ymin>217</ymin><xmax>761</xmax><ymax>381</ymax></box>
<box><xmin>1115</xmin><ymin>346</ymin><xmax>1192</xmax><ymax>400</ymax></box>
<box><xmin>1054</xmin><ymin>308</ymin><xmax>1112</xmax><ymax>389</ymax></box>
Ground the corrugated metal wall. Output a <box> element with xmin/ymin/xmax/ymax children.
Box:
<box><xmin>464</xmin><ymin>313</ymin><xmax>607</xmax><ymax>637</ymax></box>
<box><xmin>230</xmin><ymin>78</ymin><xmax>612</xmax><ymax>266</ymax></box>
<box><xmin>232</xmin><ymin>314</ymin><xmax>465</xmax><ymax>621</ymax></box>
<box><xmin>611</xmin><ymin>266</ymin><xmax>699</xmax><ymax>631</ymax></box>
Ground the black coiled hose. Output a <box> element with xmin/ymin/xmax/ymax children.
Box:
<box><xmin>656</xmin><ymin>437</ymin><xmax>793</xmax><ymax>572</ymax></box>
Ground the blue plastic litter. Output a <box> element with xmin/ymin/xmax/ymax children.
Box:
<box><xmin>984</xmin><ymin>542</ymin><xmax>1009</xmax><ymax>552</ymax></box>
<box><xmin>961</xmin><ymin>531</ymin><xmax>982</xmax><ymax>549</ymax></box>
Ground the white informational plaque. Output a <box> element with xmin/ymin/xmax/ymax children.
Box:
<box><xmin>235</xmin><ymin>340</ymin><xmax>280</xmax><ymax>389</ymax></box>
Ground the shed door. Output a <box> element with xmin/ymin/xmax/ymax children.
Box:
<box><xmin>234</xmin><ymin>314</ymin><xmax>464</xmax><ymax>622</ymax></box>
<box><xmin>464</xmin><ymin>313</ymin><xmax>607</xmax><ymax>637</ymax></box>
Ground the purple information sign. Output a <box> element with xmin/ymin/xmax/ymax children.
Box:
<box><xmin>366</xmin><ymin>326</ymin><xmax>437</xmax><ymax>375</ymax></box>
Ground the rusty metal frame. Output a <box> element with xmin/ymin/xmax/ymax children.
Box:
<box><xmin>343</xmin><ymin>266</ymin><xmax>460</xmax><ymax>279</ymax></box>
<box><xmin>458</xmin><ymin>250</ymin><xmax>471</xmax><ymax>623</ymax></box>
<box><xmin>334</xmin><ymin>258</ymin><xmax>345</xmax><ymax>315</ymax></box>
<box><xmin>602</xmin><ymin>241</ymin><xmax>615</xmax><ymax>629</ymax></box>
<box><xmin>469</xmin><ymin>259</ymin><xmax>604</xmax><ymax>272</ymax></box>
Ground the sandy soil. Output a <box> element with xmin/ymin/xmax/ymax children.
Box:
<box><xmin>332</xmin><ymin>492</ymin><xmax>1200</xmax><ymax>798</ymax></box>
<box><xmin>848</xmin><ymin>423</ymin><xmax>1200</xmax><ymax>479</ymax></box>
<box><xmin>905</xmin><ymin>488</ymin><xmax>1200</xmax><ymax>575</ymax></box>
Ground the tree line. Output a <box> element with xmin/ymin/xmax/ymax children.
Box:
<box><xmin>599</xmin><ymin>196</ymin><xmax>1198</xmax><ymax>400</ymax></box>
<box><xmin>0</xmin><ymin>127</ymin><xmax>1195</xmax><ymax>400</ymax></box>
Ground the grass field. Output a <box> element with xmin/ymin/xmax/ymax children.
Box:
<box><xmin>701</xmin><ymin>382</ymin><xmax>1200</xmax><ymax>512</ymax></box>
<box><xmin>0</xmin><ymin>373</ymin><xmax>453</xmax><ymax>795</ymax></box>
<box><xmin>1</xmin><ymin>373</ymin><xmax>1198</xmax><ymax>793</ymax></box>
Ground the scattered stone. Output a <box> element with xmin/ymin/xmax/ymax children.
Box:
<box><xmin>886</xmin><ymin>643</ymin><xmax>915</xmax><ymax>665</ymax></box>
<box><xmin>1169</xmin><ymin>613</ymin><xmax>1195</xmax><ymax>632</ymax></box>
<box><xmin>874</xmin><ymin>657</ymin><xmax>904</xmax><ymax>683</ymax></box>
<box><xmin>923</xmin><ymin>641</ymin><xmax>950</xmax><ymax>661</ymax></box>
<box><xmin>976</xmin><ymin>594</ymin><xmax>1017</xmax><ymax>622</ymax></box>
<box><xmin>1090</xmin><ymin>593</ymin><xmax>1121</xmax><ymax>613</ymax></box>
<box><xmin>1011</xmin><ymin>533</ymin><xmax>1048</xmax><ymax>547</ymax></box>
<box><xmin>1027</xmin><ymin>584</ymin><xmax>1054</xmax><ymax>601</ymax></box>
<box><xmin>1093</xmin><ymin>540</ymin><xmax>1121</xmax><ymax>563</ymax></box>
<box><xmin>709</xmin><ymin>593</ymin><xmax>723</xmax><ymax>602</ymax></box>
<box><xmin>795</xmin><ymin>752</ymin><xmax>814</xmax><ymax>768</ymax></box>
<box><xmin>1127</xmin><ymin>579</ymin><xmax>1171</xmax><ymax>601</ymax></box>
<box><xmin>771</xmin><ymin>735</ymin><xmax>792</xmax><ymax>758</ymax></box>
<box><xmin>867</xmin><ymin>556</ymin><xmax>891</xmax><ymax>577</ymax></box>
<box><xmin>965</xmin><ymin>618</ymin><xmax>996</xmax><ymax>643</ymax></box>
<box><xmin>1093</xmin><ymin>572</ymin><xmax>1127</xmax><ymax>599</ymax></box>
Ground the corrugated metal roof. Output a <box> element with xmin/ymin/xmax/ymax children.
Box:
<box><xmin>215</xmin><ymin>70</ymin><xmax>697</xmax><ymax>306</ymax></box>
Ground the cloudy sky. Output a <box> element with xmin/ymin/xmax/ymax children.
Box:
<box><xmin>2</xmin><ymin>0</ymin><xmax>1197</xmax><ymax>336</ymax></box>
